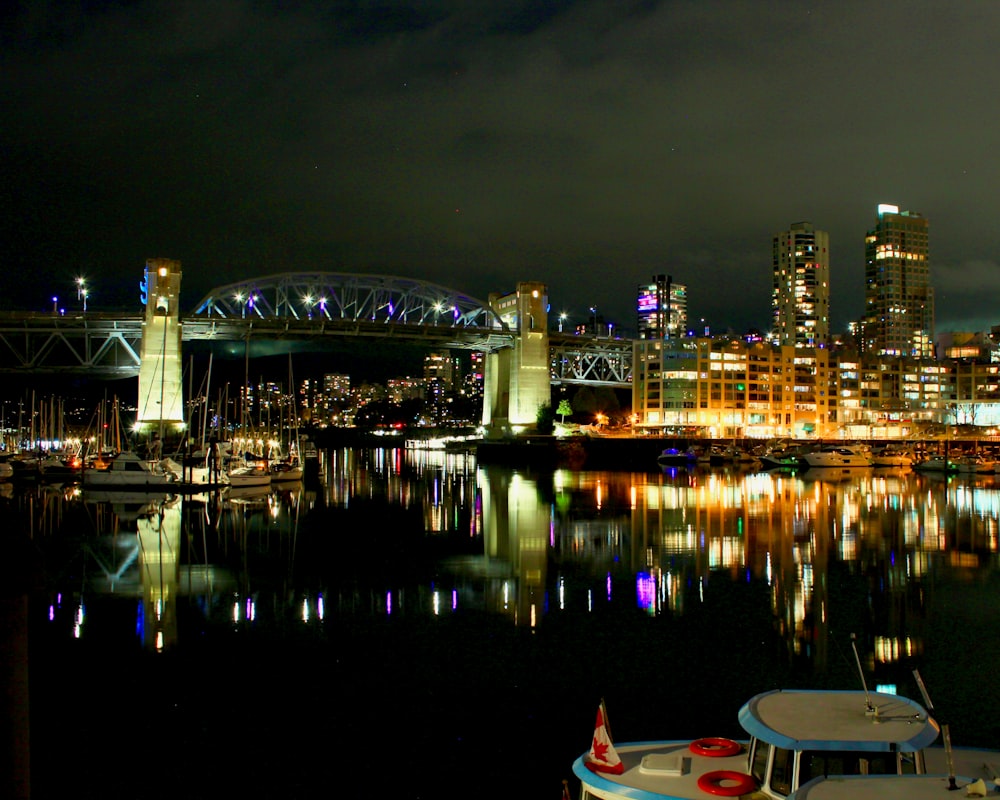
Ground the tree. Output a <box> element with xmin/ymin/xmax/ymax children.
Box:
<box><xmin>556</xmin><ymin>399</ymin><xmax>573</xmax><ymax>423</ymax></box>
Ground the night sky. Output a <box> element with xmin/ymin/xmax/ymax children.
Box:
<box><xmin>4</xmin><ymin>1</ymin><xmax>1000</xmax><ymax>336</ymax></box>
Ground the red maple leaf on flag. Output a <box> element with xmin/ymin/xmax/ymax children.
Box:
<box><xmin>591</xmin><ymin>737</ymin><xmax>611</xmax><ymax>763</ymax></box>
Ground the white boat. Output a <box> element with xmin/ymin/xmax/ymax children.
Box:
<box><xmin>82</xmin><ymin>451</ymin><xmax>179</xmax><ymax>489</ymax></box>
<box><xmin>800</xmin><ymin>444</ymin><xmax>872</xmax><ymax>469</ymax></box>
<box><xmin>571</xmin><ymin>688</ymin><xmax>1000</xmax><ymax>800</ymax></box>
<box><xmin>871</xmin><ymin>446</ymin><xmax>915</xmax><ymax>468</ymax></box>
<box><xmin>269</xmin><ymin>459</ymin><xmax>304</xmax><ymax>482</ymax></box>
<box><xmin>227</xmin><ymin>461</ymin><xmax>272</xmax><ymax>488</ymax></box>
<box><xmin>912</xmin><ymin>455</ymin><xmax>958</xmax><ymax>474</ymax></box>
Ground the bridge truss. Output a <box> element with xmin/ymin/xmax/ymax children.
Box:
<box><xmin>0</xmin><ymin>313</ymin><xmax>144</xmax><ymax>377</ymax></box>
<box><xmin>192</xmin><ymin>272</ymin><xmax>506</xmax><ymax>331</ymax></box>
<box><xmin>550</xmin><ymin>335</ymin><xmax>633</xmax><ymax>387</ymax></box>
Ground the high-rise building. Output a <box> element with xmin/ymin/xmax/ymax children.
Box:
<box><xmin>637</xmin><ymin>274</ymin><xmax>688</xmax><ymax>339</ymax></box>
<box><xmin>863</xmin><ymin>204</ymin><xmax>934</xmax><ymax>358</ymax></box>
<box><xmin>771</xmin><ymin>222</ymin><xmax>829</xmax><ymax>347</ymax></box>
<box><xmin>423</xmin><ymin>352</ymin><xmax>460</xmax><ymax>390</ymax></box>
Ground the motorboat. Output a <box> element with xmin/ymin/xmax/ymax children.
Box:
<box><xmin>38</xmin><ymin>452</ymin><xmax>84</xmax><ymax>480</ymax></box>
<box><xmin>871</xmin><ymin>446</ymin><xmax>915</xmax><ymax>468</ymax></box>
<box><xmin>757</xmin><ymin>443</ymin><xmax>808</xmax><ymax>471</ymax></box>
<box><xmin>82</xmin><ymin>451</ymin><xmax>179</xmax><ymax>489</ymax></box>
<box><xmin>912</xmin><ymin>455</ymin><xmax>959</xmax><ymax>474</ymax></box>
<box><xmin>657</xmin><ymin>447</ymin><xmax>699</xmax><ymax>467</ymax></box>
<box><xmin>571</xmin><ymin>688</ymin><xmax>1000</xmax><ymax>800</ymax></box>
<box><xmin>269</xmin><ymin>457</ymin><xmax>304</xmax><ymax>482</ymax></box>
<box><xmin>227</xmin><ymin>461</ymin><xmax>272</xmax><ymax>488</ymax></box>
<box><xmin>799</xmin><ymin>444</ymin><xmax>872</xmax><ymax>469</ymax></box>
<box><xmin>952</xmin><ymin>453</ymin><xmax>996</xmax><ymax>474</ymax></box>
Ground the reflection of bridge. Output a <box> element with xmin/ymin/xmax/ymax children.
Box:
<box><xmin>0</xmin><ymin>266</ymin><xmax>633</xmax><ymax>426</ymax></box>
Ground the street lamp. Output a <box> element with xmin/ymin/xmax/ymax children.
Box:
<box><xmin>76</xmin><ymin>277</ymin><xmax>88</xmax><ymax>311</ymax></box>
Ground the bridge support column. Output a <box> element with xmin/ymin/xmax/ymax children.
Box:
<box><xmin>136</xmin><ymin>258</ymin><xmax>185</xmax><ymax>439</ymax></box>
<box><xmin>482</xmin><ymin>282</ymin><xmax>550</xmax><ymax>432</ymax></box>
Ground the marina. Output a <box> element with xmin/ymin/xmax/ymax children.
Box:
<box><xmin>5</xmin><ymin>445</ymin><xmax>1000</xmax><ymax>798</ymax></box>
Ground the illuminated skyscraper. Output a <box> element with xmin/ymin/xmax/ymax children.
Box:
<box><xmin>863</xmin><ymin>204</ymin><xmax>933</xmax><ymax>358</ymax></box>
<box><xmin>772</xmin><ymin>222</ymin><xmax>829</xmax><ymax>347</ymax></box>
<box><xmin>637</xmin><ymin>274</ymin><xmax>687</xmax><ymax>339</ymax></box>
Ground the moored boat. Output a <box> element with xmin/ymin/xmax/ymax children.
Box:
<box><xmin>757</xmin><ymin>442</ymin><xmax>808</xmax><ymax>471</ymax></box>
<box><xmin>82</xmin><ymin>451</ymin><xmax>179</xmax><ymax>489</ymax></box>
<box><xmin>871</xmin><ymin>446</ymin><xmax>915</xmax><ymax>468</ymax></box>
<box><xmin>800</xmin><ymin>444</ymin><xmax>872</xmax><ymax>469</ymax></box>
<box><xmin>657</xmin><ymin>447</ymin><xmax>699</xmax><ymax>467</ymax></box>
<box><xmin>571</xmin><ymin>687</ymin><xmax>1000</xmax><ymax>800</ymax></box>
<box><xmin>952</xmin><ymin>453</ymin><xmax>996</xmax><ymax>474</ymax></box>
<box><xmin>912</xmin><ymin>455</ymin><xmax>959</xmax><ymax>474</ymax></box>
<box><xmin>227</xmin><ymin>460</ymin><xmax>272</xmax><ymax>488</ymax></box>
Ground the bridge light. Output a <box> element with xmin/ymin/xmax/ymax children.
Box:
<box><xmin>139</xmin><ymin>279</ymin><xmax>148</xmax><ymax>306</ymax></box>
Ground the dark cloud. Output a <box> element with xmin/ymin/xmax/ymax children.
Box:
<box><xmin>3</xmin><ymin>0</ymin><xmax>999</xmax><ymax>336</ymax></box>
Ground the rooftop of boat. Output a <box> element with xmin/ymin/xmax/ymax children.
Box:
<box><xmin>739</xmin><ymin>690</ymin><xmax>939</xmax><ymax>752</ymax></box>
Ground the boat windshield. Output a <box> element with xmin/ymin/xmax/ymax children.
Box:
<box><xmin>797</xmin><ymin>749</ymin><xmax>908</xmax><ymax>786</ymax></box>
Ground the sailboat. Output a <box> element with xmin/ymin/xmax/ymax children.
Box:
<box><xmin>270</xmin><ymin>355</ymin><xmax>303</xmax><ymax>483</ymax></box>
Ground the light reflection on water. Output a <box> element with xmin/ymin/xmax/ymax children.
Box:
<box><xmin>9</xmin><ymin>453</ymin><xmax>1000</xmax><ymax>797</ymax></box>
<box><xmin>15</xmin><ymin>456</ymin><xmax>1000</xmax><ymax>653</ymax></box>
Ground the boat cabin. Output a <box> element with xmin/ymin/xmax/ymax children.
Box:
<box><xmin>739</xmin><ymin>690</ymin><xmax>938</xmax><ymax>796</ymax></box>
<box><xmin>573</xmin><ymin>690</ymin><xmax>942</xmax><ymax>800</ymax></box>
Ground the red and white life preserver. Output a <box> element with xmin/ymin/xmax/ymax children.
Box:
<box><xmin>689</xmin><ymin>737</ymin><xmax>742</xmax><ymax>758</ymax></box>
<box><xmin>696</xmin><ymin>770</ymin><xmax>757</xmax><ymax>797</ymax></box>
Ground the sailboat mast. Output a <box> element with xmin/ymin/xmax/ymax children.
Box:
<box><xmin>201</xmin><ymin>352</ymin><xmax>214</xmax><ymax>449</ymax></box>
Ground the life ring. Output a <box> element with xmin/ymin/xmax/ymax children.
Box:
<box><xmin>689</xmin><ymin>737</ymin><xmax>741</xmax><ymax>758</ymax></box>
<box><xmin>697</xmin><ymin>770</ymin><xmax>757</xmax><ymax>797</ymax></box>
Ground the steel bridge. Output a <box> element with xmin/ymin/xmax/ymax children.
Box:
<box><xmin>0</xmin><ymin>272</ymin><xmax>633</xmax><ymax>386</ymax></box>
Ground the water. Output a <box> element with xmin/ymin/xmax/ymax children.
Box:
<box><xmin>4</xmin><ymin>453</ymin><xmax>1000</xmax><ymax>799</ymax></box>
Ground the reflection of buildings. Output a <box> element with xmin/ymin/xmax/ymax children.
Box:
<box><xmin>556</xmin><ymin>469</ymin><xmax>1000</xmax><ymax>676</ymax></box>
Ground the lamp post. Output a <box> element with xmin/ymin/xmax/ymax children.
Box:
<box><xmin>76</xmin><ymin>277</ymin><xmax>88</xmax><ymax>312</ymax></box>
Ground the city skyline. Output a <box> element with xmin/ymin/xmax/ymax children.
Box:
<box><xmin>4</xmin><ymin>2</ymin><xmax>1000</xmax><ymax>336</ymax></box>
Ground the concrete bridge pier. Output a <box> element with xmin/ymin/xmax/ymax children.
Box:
<box><xmin>136</xmin><ymin>258</ymin><xmax>185</xmax><ymax>440</ymax></box>
<box><xmin>482</xmin><ymin>282</ymin><xmax>550</xmax><ymax>432</ymax></box>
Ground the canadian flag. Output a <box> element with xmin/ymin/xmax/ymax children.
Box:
<box><xmin>584</xmin><ymin>702</ymin><xmax>624</xmax><ymax>775</ymax></box>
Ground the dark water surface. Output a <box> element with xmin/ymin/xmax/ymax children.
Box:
<box><xmin>4</xmin><ymin>451</ymin><xmax>1000</xmax><ymax>799</ymax></box>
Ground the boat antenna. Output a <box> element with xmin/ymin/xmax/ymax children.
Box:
<box><xmin>849</xmin><ymin>633</ymin><xmax>875</xmax><ymax>714</ymax></box>
<box><xmin>600</xmin><ymin>697</ymin><xmax>613</xmax><ymax>743</ymax></box>
<box><xmin>913</xmin><ymin>670</ymin><xmax>959</xmax><ymax>791</ymax></box>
